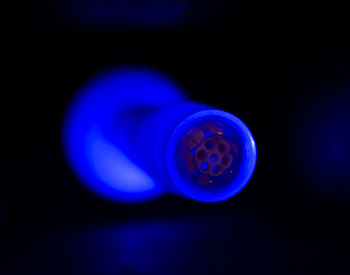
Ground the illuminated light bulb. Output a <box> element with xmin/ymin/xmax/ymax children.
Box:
<box><xmin>63</xmin><ymin>66</ymin><xmax>256</xmax><ymax>203</ymax></box>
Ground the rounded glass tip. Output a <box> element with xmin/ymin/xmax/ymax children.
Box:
<box><xmin>167</xmin><ymin>109</ymin><xmax>257</xmax><ymax>203</ymax></box>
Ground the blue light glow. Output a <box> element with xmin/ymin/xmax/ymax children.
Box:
<box><xmin>166</xmin><ymin>110</ymin><xmax>257</xmax><ymax>203</ymax></box>
<box><xmin>63</xmin><ymin>66</ymin><xmax>186</xmax><ymax>202</ymax></box>
<box><xmin>53</xmin><ymin>0</ymin><xmax>230</xmax><ymax>29</ymax></box>
<box><xmin>63</xmin><ymin>66</ymin><xmax>256</xmax><ymax>203</ymax></box>
<box><xmin>293</xmin><ymin>92</ymin><xmax>350</xmax><ymax>196</ymax></box>
<box><xmin>58</xmin><ymin>0</ymin><xmax>188</xmax><ymax>27</ymax></box>
<box><xmin>55</xmin><ymin>0</ymin><xmax>230</xmax><ymax>28</ymax></box>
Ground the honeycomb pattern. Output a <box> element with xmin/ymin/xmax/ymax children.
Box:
<box><xmin>194</xmin><ymin>136</ymin><xmax>233</xmax><ymax>176</ymax></box>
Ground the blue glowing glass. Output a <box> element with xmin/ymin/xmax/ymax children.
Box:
<box><xmin>63</xmin><ymin>66</ymin><xmax>187</xmax><ymax>202</ymax></box>
<box><xmin>209</xmin><ymin>155</ymin><xmax>217</xmax><ymax>162</ymax></box>
<box><xmin>63</xmin><ymin>66</ymin><xmax>257</xmax><ymax>203</ymax></box>
<box><xmin>166</xmin><ymin>109</ymin><xmax>257</xmax><ymax>203</ymax></box>
<box><xmin>200</xmin><ymin>162</ymin><xmax>208</xmax><ymax>170</ymax></box>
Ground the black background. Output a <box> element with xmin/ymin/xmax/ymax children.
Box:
<box><xmin>1</xmin><ymin>1</ymin><xmax>350</xmax><ymax>274</ymax></box>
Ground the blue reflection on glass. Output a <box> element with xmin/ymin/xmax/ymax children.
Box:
<box><xmin>63</xmin><ymin>66</ymin><xmax>186</xmax><ymax>202</ymax></box>
<box><xmin>10</xmin><ymin>216</ymin><xmax>307</xmax><ymax>274</ymax></box>
<box><xmin>63</xmin><ymin>66</ymin><xmax>256</xmax><ymax>203</ymax></box>
<box><xmin>54</xmin><ymin>0</ymin><xmax>232</xmax><ymax>28</ymax></box>
<box><xmin>58</xmin><ymin>0</ymin><xmax>189</xmax><ymax>27</ymax></box>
